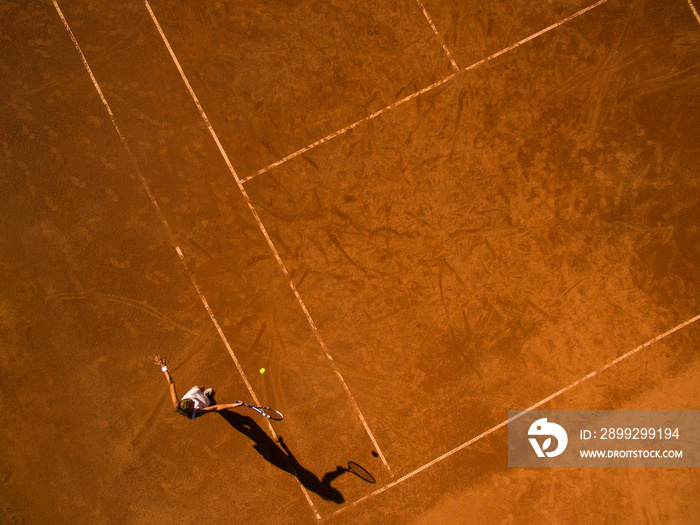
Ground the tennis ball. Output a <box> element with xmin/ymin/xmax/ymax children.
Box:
<box><xmin>260</xmin><ymin>367</ymin><xmax>266</xmax><ymax>374</ymax></box>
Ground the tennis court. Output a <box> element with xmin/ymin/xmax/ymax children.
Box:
<box><xmin>1</xmin><ymin>0</ymin><xmax>698</xmax><ymax>523</ymax></box>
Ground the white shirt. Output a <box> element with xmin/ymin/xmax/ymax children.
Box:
<box><xmin>181</xmin><ymin>386</ymin><xmax>210</xmax><ymax>419</ymax></box>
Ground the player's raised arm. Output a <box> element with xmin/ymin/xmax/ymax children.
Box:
<box><xmin>195</xmin><ymin>401</ymin><xmax>243</xmax><ymax>415</ymax></box>
<box><xmin>154</xmin><ymin>355</ymin><xmax>178</xmax><ymax>407</ymax></box>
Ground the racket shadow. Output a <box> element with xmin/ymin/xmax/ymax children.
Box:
<box><xmin>320</xmin><ymin>461</ymin><xmax>376</xmax><ymax>485</ymax></box>
<box><xmin>219</xmin><ymin>411</ymin><xmax>345</xmax><ymax>503</ymax></box>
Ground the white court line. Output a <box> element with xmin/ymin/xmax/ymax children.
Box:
<box><xmin>688</xmin><ymin>0</ymin><xmax>700</xmax><ymax>24</ymax></box>
<box><xmin>330</xmin><ymin>313</ymin><xmax>700</xmax><ymax>517</ymax></box>
<box><xmin>414</xmin><ymin>0</ymin><xmax>459</xmax><ymax>71</ymax></box>
<box><xmin>51</xmin><ymin>0</ymin><xmax>263</xmax><ymax>417</ymax></box>
<box><xmin>463</xmin><ymin>0</ymin><xmax>610</xmax><ymax>72</ymax></box>
<box><xmin>246</xmin><ymin>73</ymin><xmax>457</xmax><ymax>181</ymax></box>
<box><xmin>143</xmin><ymin>0</ymin><xmax>394</xmax><ymax>484</ymax></box>
<box><xmin>52</xmin><ymin>1</ymin><xmax>320</xmax><ymax>520</ymax></box>
<box><xmin>249</xmin><ymin>0</ymin><xmax>612</xmax><ymax>181</ymax></box>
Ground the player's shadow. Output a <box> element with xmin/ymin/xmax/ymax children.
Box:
<box><xmin>219</xmin><ymin>411</ymin><xmax>345</xmax><ymax>503</ymax></box>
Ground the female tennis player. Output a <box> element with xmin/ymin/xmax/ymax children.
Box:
<box><xmin>154</xmin><ymin>355</ymin><xmax>242</xmax><ymax>419</ymax></box>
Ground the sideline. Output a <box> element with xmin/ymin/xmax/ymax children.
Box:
<box><xmin>143</xmin><ymin>0</ymin><xmax>394</xmax><ymax>483</ymax></box>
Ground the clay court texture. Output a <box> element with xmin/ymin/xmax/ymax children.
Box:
<box><xmin>1</xmin><ymin>0</ymin><xmax>699</xmax><ymax>523</ymax></box>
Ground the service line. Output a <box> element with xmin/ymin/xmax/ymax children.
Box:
<box><xmin>53</xmin><ymin>1</ymin><xmax>319</xmax><ymax>519</ymax></box>
<box><xmin>246</xmin><ymin>73</ymin><xmax>457</xmax><ymax>182</ymax></box>
<box><xmin>143</xmin><ymin>0</ymin><xmax>394</xmax><ymax>484</ymax></box>
<box><xmin>249</xmin><ymin>0</ymin><xmax>612</xmax><ymax>181</ymax></box>
<box><xmin>330</xmin><ymin>313</ymin><xmax>700</xmax><ymax>517</ymax></box>
<box><xmin>414</xmin><ymin>0</ymin><xmax>459</xmax><ymax>71</ymax></box>
<box><xmin>463</xmin><ymin>0</ymin><xmax>610</xmax><ymax>72</ymax></box>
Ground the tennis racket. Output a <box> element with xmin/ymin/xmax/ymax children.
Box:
<box><xmin>238</xmin><ymin>401</ymin><xmax>284</xmax><ymax>421</ymax></box>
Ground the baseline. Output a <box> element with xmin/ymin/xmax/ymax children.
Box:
<box><xmin>248</xmin><ymin>0</ymin><xmax>612</xmax><ymax>181</ymax></box>
<box><xmin>143</xmin><ymin>0</ymin><xmax>394</xmax><ymax>480</ymax></box>
<box><xmin>329</xmin><ymin>313</ymin><xmax>700</xmax><ymax>517</ymax></box>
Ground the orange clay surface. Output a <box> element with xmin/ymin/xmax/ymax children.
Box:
<box><xmin>1</xmin><ymin>0</ymin><xmax>699</xmax><ymax>523</ymax></box>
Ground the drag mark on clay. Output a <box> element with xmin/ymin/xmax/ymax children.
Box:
<box><xmin>49</xmin><ymin>291</ymin><xmax>201</xmax><ymax>335</ymax></box>
<box><xmin>438</xmin><ymin>260</ymin><xmax>482</xmax><ymax>378</ymax></box>
<box><xmin>328</xmin><ymin>233</ymin><xmax>368</xmax><ymax>275</ymax></box>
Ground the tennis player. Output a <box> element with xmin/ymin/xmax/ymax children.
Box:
<box><xmin>154</xmin><ymin>355</ymin><xmax>242</xmax><ymax>419</ymax></box>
